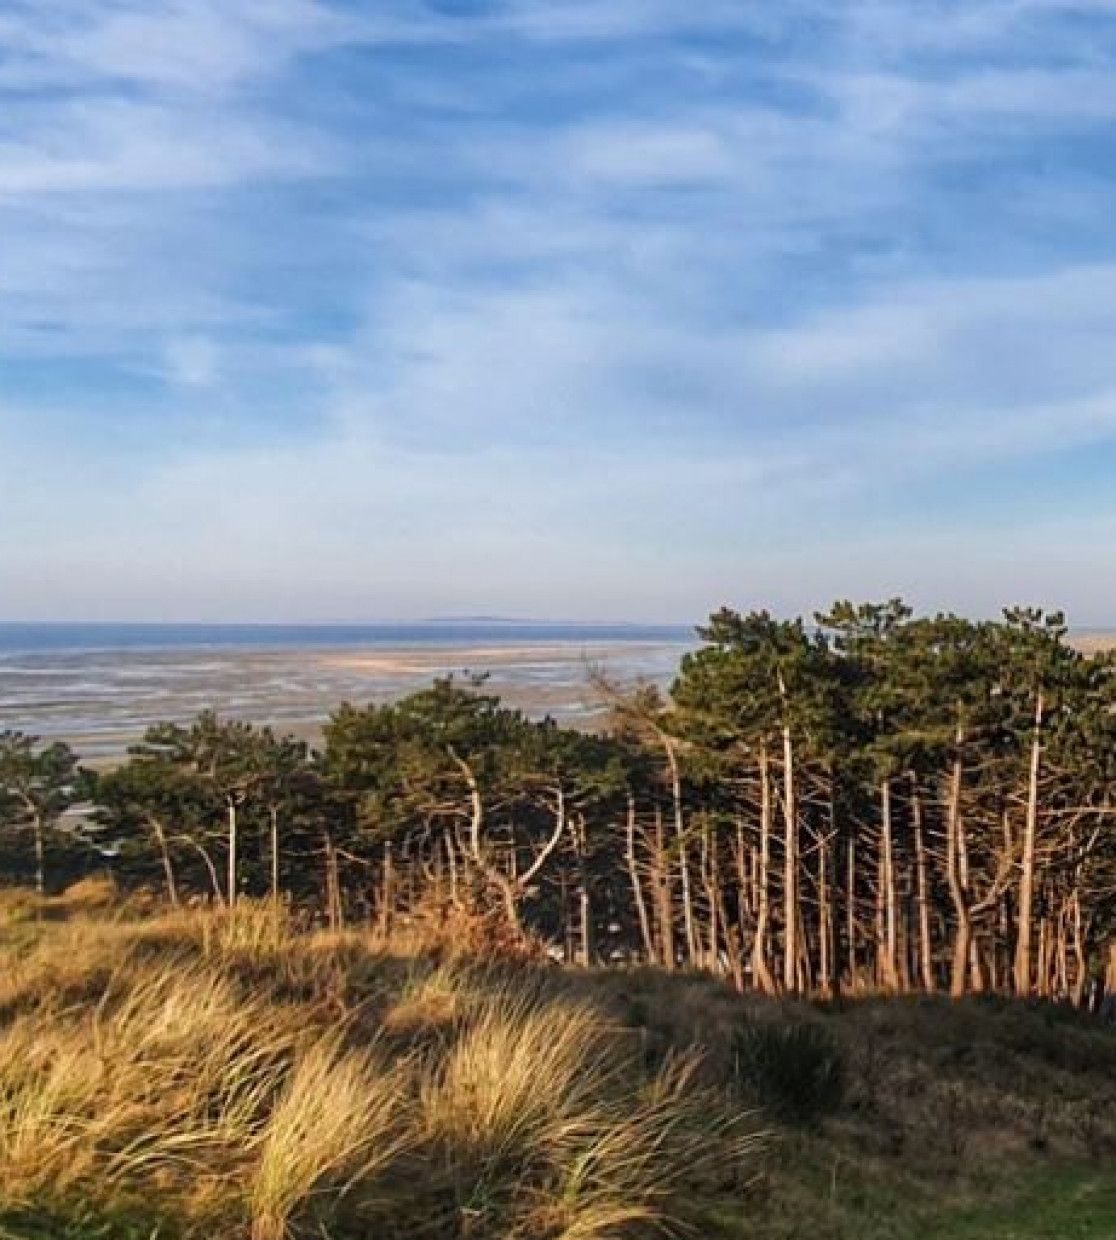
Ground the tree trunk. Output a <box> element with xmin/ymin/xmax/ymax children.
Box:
<box><xmin>269</xmin><ymin>804</ymin><xmax>280</xmax><ymax>903</ymax></box>
<box><xmin>753</xmin><ymin>746</ymin><xmax>776</xmax><ymax>994</ymax></box>
<box><xmin>780</xmin><ymin>714</ymin><xmax>799</xmax><ymax>993</ymax></box>
<box><xmin>910</xmin><ymin>777</ymin><xmax>934</xmax><ymax>993</ymax></box>
<box><xmin>700</xmin><ymin>817</ymin><xmax>719</xmax><ymax>974</ymax></box>
<box><xmin>1101</xmin><ymin>941</ymin><xmax>1116</xmax><ymax>1020</ymax></box>
<box><xmin>445</xmin><ymin>829</ymin><xmax>460</xmax><ymax>907</ymax></box>
<box><xmin>654</xmin><ymin>806</ymin><xmax>675</xmax><ymax>970</ymax></box>
<box><xmin>180</xmin><ymin>836</ymin><xmax>224</xmax><ymax>906</ymax></box>
<box><xmin>577</xmin><ymin>817</ymin><xmax>592</xmax><ymax>966</ymax></box>
<box><xmin>1070</xmin><ymin>891</ymin><xmax>1087</xmax><ymax>1008</ymax></box>
<box><xmin>151</xmin><ymin>819</ymin><xmax>179</xmax><ymax>907</ymax></box>
<box><xmin>32</xmin><ymin>812</ymin><xmax>46</xmax><ymax>897</ymax></box>
<box><xmin>945</xmin><ymin>742</ymin><xmax>971</xmax><ymax>999</ymax></box>
<box><xmin>227</xmin><ymin>801</ymin><xmax>238</xmax><ymax>909</ymax></box>
<box><xmin>846</xmin><ymin>829</ymin><xmax>858</xmax><ymax>990</ymax></box>
<box><xmin>818</xmin><ymin>779</ymin><xmax>835</xmax><ymax>997</ymax></box>
<box><xmin>625</xmin><ymin>793</ymin><xmax>656</xmax><ymax>963</ymax></box>
<box><xmin>880</xmin><ymin>778</ymin><xmax>900</xmax><ymax>992</ymax></box>
<box><xmin>1014</xmin><ymin>691</ymin><xmax>1044</xmax><ymax>996</ymax></box>
<box><xmin>951</xmin><ymin>915</ymin><xmax>974</xmax><ymax>1000</ymax></box>
<box><xmin>665</xmin><ymin>738</ymin><xmax>698</xmax><ymax>966</ymax></box>
<box><xmin>579</xmin><ymin>879</ymin><xmax>592</xmax><ymax>967</ymax></box>
<box><xmin>381</xmin><ymin>841</ymin><xmax>395</xmax><ymax>936</ymax></box>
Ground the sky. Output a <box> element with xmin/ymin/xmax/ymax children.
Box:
<box><xmin>2</xmin><ymin>1</ymin><xmax>1116</xmax><ymax>624</ymax></box>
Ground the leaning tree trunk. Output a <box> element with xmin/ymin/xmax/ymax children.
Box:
<box><xmin>150</xmin><ymin>819</ymin><xmax>179</xmax><ymax>907</ymax></box>
<box><xmin>178</xmin><ymin>836</ymin><xmax>224</xmax><ymax>906</ymax></box>
<box><xmin>818</xmin><ymin>783</ymin><xmax>835</xmax><ymax>998</ymax></box>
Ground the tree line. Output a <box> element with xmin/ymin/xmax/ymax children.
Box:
<box><xmin>4</xmin><ymin>600</ymin><xmax>1116</xmax><ymax>1006</ymax></box>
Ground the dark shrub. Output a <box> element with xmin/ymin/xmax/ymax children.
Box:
<box><xmin>732</xmin><ymin>1018</ymin><xmax>845</xmax><ymax>1125</ymax></box>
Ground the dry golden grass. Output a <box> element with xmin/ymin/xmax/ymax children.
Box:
<box><xmin>4</xmin><ymin>886</ymin><xmax>1116</xmax><ymax>1239</ymax></box>
<box><xmin>0</xmin><ymin>892</ymin><xmax>757</xmax><ymax>1240</ymax></box>
<box><xmin>249</xmin><ymin>1037</ymin><xmax>408</xmax><ymax>1240</ymax></box>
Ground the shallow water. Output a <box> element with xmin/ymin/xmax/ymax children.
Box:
<box><xmin>0</xmin><ymin>623</ymin><xmax>694</xmax><ymax>760</ymax></box>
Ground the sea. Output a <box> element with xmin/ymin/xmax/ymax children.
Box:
<box><xmin>0</xmin><ymin>622</ymin><xmax>696</xmax><ymax>762</ymax></box>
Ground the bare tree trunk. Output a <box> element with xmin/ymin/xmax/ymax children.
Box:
<box><xmin>654</xmin><ymin>806</ymin><xmax>675</xmax><ymax>970</ymax></box>
<box><xmin>664</xmin><ymin>739</ymin><xmax>698</xmax><ymax>966</ymax></box>
<box><xmin>818</xmin><ymin>781</ymin><xmax>835</xmax><ymax>997</ymax></box>
<box><xmin>625</xmin><ymin>793</ymin><xmax>656</xmax><ymax>963</ymax></box>
<box><xmin>1040</xmin><ymin>909</ymin><xmax>1055</xmax><ymax>999</ymax></box>
<box><xmin>780</xmin><ymin>713</ymin><xmax>799</xmax><ymax>993</ymax></box>
<box><xmin>950</xmin><ymin>913</ymin><xmax>974</xmax><ymax>1000</ymax></box>
<box><xmin>733</xmin><ymin>812</ymin><xmax>758</xmax><ymax>986</ymax></box>
<box><xmin>910</xmin><ymin>776</ymin><xmax>934</xmax><ymax>993</ymax></box>
<box><xmin>1014</xmin><ymin>691</ymin><xmax>1044</xmax><ymax>996</ymax></box>
<box><xmin>1102</xmin><ymin>941</ymin><xmax>1116</xmax><ymax>1019</ymax></box>
<box><xmin>440</xmin><ymin>828</ymin><xmax>459</xmax><ymax>908</ymax></box>
<box><xmin>32</xmin><ymin>812</ymin><xmax>46</xmax><ymax>897</ymax></box>
<box><xmin>151</xmin><ymin>819</ymin><xmax>179</xmax><ymax>907</ymax></box>
<box><xmin>946</xmin><ymin>744</ymin><xmax>971</xmax><ymax>999</ymax></box>
<box><xmin>227</xmin><ymin>801</ymin><xmax>238</xmax><ymax>909</ymax></box>
<box><xmin>323</xmin><ymin>831</ymin><xmax>341</xmax><ymax>931</ymax></box>
<box><xmin>556</xmin><ymin>870</ymin><xmax>569</xmax><ymax>964</ymax></box>
<box><xmin>380</xmin><ymin>841</ymin><xmax>395</xmax><ymax>936</ymax></box>
<box><xmin>700</xmin><ymin>817</ymin><xmax>719</xmax><ymax>974</ymax></box>
<box><xmin>269</xmin><ymin>805</ymin><xmax>280</xmax><ymax>903</ymax></box>
<box><xmin>846</xmin><ymin>830</ymin><xmax>858</xmax><ymax>990</ymax></box>
<box><xmin>449</xmin><ymin>748</ymin><xmax>565</xmax><ymax>938</ymax></box>
<box><xmin>576</xmin><ymin>815</ymin><xmax>592</xmax><ymax>966</ymax></box>
<box><xmin>1070</xmin><ymin>891</ymin><xmax>1087</xmax><ymax>1008</ymax></box>
<box><xmin>1036</xmin><ymin>912</ymin><xmax>1056</xmax><ymax>996</ymax></box>
<box><xmin>178</xmin><ymin>836</ymin><xmax>224</xmax><ymax>906</ymax></box>
<box><xmin>880</xmin><ymin>778</ymin><xmax>900</xmax><ymax>992</ymax></box>
<box><xmin>753</xmin><ymin>746</ymin><xmax>776</xmax><ymax>994</ymax></box>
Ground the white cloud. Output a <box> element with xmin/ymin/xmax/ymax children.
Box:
<box><xmin>2</xmin><ymin>0</ymin><xmax>1116</xmax><ymax>619</ymax></box>
<box><xmin>0</xmin><ymin>0</ymin><xmax>355</xmax><ymax>94</ymax></box>
<box><xmin>163</xmin><ymin>336</ymin><xmax>220</xmax><ymax>388</ymax></box>
<box><xmin>0</xmin><ymin>99</ymin><xmax>332</xmax><ymax>197</ymax></box>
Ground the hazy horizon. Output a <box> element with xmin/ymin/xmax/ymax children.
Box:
<box><xmin>3</xmin><ymin>2</ymin><xmax>1116</xmax><ymax>622</ymax></box>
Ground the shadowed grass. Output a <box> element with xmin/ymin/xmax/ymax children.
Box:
<box><xmin>5</xmin><ymin>888</ymin><xmax>1116</xmax><ymax>1238</ymax></box>
<box><xmin>0</xmin><ymin>894</ymin><xmax>758</xmax><ymax>1239</ymax></box>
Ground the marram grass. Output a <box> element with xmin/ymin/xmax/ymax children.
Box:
<box><xmin>0</xmin><ymin>892</ymin><xmax>758</xmax><ymax>1240</ymax></box>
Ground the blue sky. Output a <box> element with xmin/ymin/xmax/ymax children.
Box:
<box><xmin>3</xmin><ymin>1</ymin><xmax>1116</xmax><ymax>623</ymax></box>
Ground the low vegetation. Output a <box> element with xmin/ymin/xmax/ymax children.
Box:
<box><xmin>3</xmin><ymin>885</ymin><xmax>1116</xmax><ymax>1239</ymax></box>
<box><xmin>0</xmin><ymin>885</ymin><xmax>754</xmax><ymax>1240</ymax></box>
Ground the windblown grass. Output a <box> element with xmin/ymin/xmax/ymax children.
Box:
<box><xmin>5</xmin><ymin>885</ymin><xmax>1116</xmax><ymax>1240</ymax></box>
<box><xmin>0</xmin><ymin>890</ymin><xmax>757</xmax><ymax>1239</ymax></box>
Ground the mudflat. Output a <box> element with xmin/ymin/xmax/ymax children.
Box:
<box><xmin>0</xmin><ymin>639</ymin><xmax>690</xmax><ymax>764</ymax></box>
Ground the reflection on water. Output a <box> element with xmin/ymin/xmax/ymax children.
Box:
<box><xmin>0</xmin><ymin>642</ymin><xmax>692</xmax><ymax>761</ymax></box>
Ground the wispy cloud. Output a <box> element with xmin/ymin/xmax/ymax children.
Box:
<box><xmin>1</xmin><ymin>0</ymin><xmax>1115</xmax><ymax>619</ymax></box>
